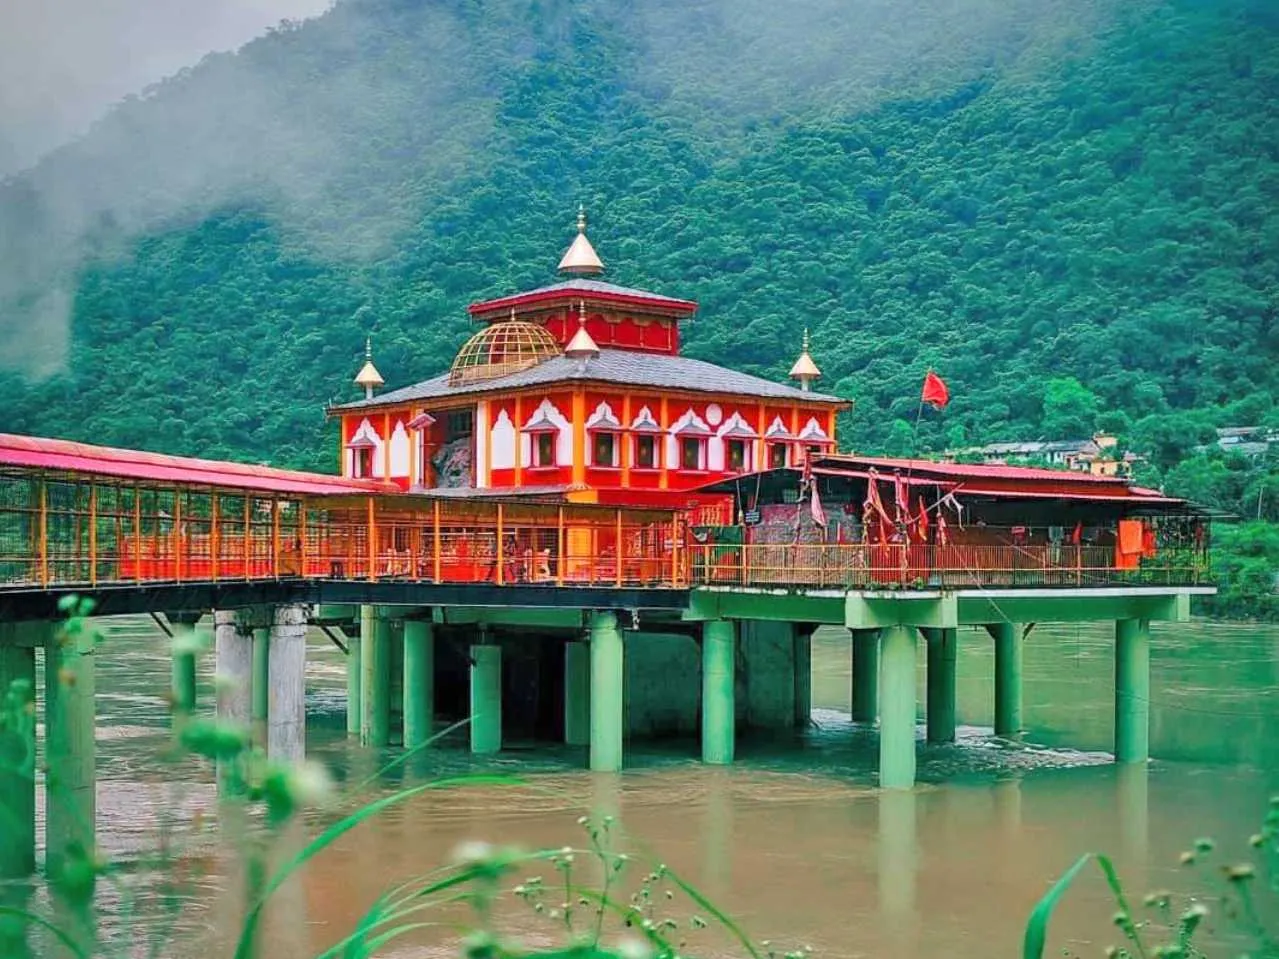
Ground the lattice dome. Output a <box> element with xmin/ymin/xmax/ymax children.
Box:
<box><xmin>448</xmin><ymin>319</ymin><xmax>562</xmax><ymax>386</ymax></box>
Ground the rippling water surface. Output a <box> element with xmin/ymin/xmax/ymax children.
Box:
<box><xmin>18</xmin><ymin>616</ymin><xmax>1279</xmax><ymax>957</ymax></box>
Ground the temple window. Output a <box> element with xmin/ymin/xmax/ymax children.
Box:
<box><xmin>681</xmin><ymin>437</ymin><xmax>706</xmax><ymax>471</ymax></box>
<box><xmin>533</xmin><ymin>431</ymin><xmax>556</xmax><ymax>468</ymax></box>
<box><xmin>592</xmin><ymin>431</ymin><xmax>619</xmax><ymax>468</ymax></box>
<box><xmin>634</xmin><ymin>434</ymin><xmax>658</xmax><ymax>469</ymax></box>
<box><xmin>768</xmin><ymin>442</ymin><xmax>788</xmax><ymax>469</ymax></box>
<box><xmin>354</xmin><ymin>448</ymin><xmax>373</xmax><ymax>478</ymax></box>
<box><xmin>727</xmin><ymin>439</ymin><xmax>748</xmax><ymax>472</ymax></box>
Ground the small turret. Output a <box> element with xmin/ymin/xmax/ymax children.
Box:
<box><xmin>789</xmin><ymin>328</ymin><xmax>821</xmax><ymax>392</ymax></box>
<box><xmin>354</xmin><ymin>338</ymin><xmax>384</xmax><ymax>400</ymax></box>
<box><xmin>557</xmin><ymin>205</ymin><xmax>605</xmax><ymax>276</ymax></box>
<box><xmin>565</xmin><ymin>300</ymin><xmax>600</xmax><ymax>371</ymax></box>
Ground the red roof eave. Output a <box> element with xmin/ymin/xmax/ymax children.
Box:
<box><xmin>468</xmin><ymin>287</ymin><xmax>698</xmax><ymax>319</ymax></box>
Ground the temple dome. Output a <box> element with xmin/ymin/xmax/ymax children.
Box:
<box><xmin>448</xmin><ymin>319</ymin><xmax>562</xmax><ymax>386</ymax></box>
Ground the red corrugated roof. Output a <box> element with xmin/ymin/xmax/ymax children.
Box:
<box><xmin>951</xmin><ymin>487</ymin><xmax>1185</xmax><ymax>504</ymax></box>
<box><xmin>817</xmin><ymin>453</ymin><xmax>1129</xmax><ymax>484</ymax></box>
<box><xmin>0</xmin><ymin>433</ymin><xmax>392</xmax><ymax>497</ymax></box>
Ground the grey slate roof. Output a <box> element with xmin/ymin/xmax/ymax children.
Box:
<box><xmin>332</xmin><ymin>349</ymin><xmax>845</xmax><ymax>411</ymax></box>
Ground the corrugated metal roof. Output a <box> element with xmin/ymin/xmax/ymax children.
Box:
<box><xmin>817</xmin><ymin>454</ymin><xmax>1130</xmax><ymax>484</ymax></box>
<box><xmin>332</xmin><ymin>349</ymin><xmax>846</xmax><ymax>411</ymax></box>
<box><xmin>0</xmin><ymin>433</ymin><xmax>391</xmax><ymax>497</ymax></box>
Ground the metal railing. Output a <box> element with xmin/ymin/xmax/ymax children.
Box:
<box><xmin>688</xmin><ymin>541</ymin><xmax>1210</xmax><ymax>590</ymax></box>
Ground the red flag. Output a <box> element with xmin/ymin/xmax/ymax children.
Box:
<box><xmin>916</xmin><ymin>495</ymin><xmax>929</xmax><ymax>542</ymax></box>
<box><xmin>811</xmin><ymin>481</ymin><xmax>826</xmax><ymax>529</ymax></box>
<box><xmin>922</xmin><ymin>370</ymin><xmax>950</xmax><ymax>409</ymax></box>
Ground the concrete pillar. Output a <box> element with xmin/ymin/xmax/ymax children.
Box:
<box><xmin>214</xmin><ymin>610</ymin><xmax>251</xmax><ymax>788</ymax></box>
<box><xmin>589</xmin><ymin>612</ymin><xmax>624</xmax><ymax>773</ymax></box>
<box><xmin>990</xmin><ymin>622</ymin><xmax>1023</xmax><ymax>738</ymax></box>
<box><xmin>402</xmin><ymin>620</ymin><xmax>435</xmax><ymax>750</ymax></box>
<box><xmin>251</xmin><ymin>626</ymin><xmax>270</xmax><ymax>748</ymax></box>
<box><xmin>793</xmin><ymin>626</ymin><xmax>812</xmax><ymax>729</ymax></box>
<box><xmin>878</xmin><ymin>624</ymin><xmax>917</xmax><ymax>790</ymax></box>
<box><xmin>347</xmin><ymin>607</ymin><xmax>368</xmax><ymax>737</ymax></box>
<box><xmin>361</xmin><ymin>608</ymin><xmax>391</xmax><ymax>748</ymax></box>
<box><xmin>701</xmin><ymin>620</ymin><xmax>736</xmax><ymax>765</ymax></box>
<box><xmin>851</xmin><ymin>628</ymin><xmax>880</xmax><ymax>723</ymax></box>
<box><xmin>169</xmin><ymin>614</ymin><xmax>200</xmax><ymax>721</ymax></box>
<box><xmin>268</xmin><ymin>604</ymin><xmax>308</xmax><ymax>763</ymax></box>
<box><xmin>877</xmin><ymin>788</ymin><xmax>918</xmax><ymax>921</ymax></box>
<box><xmin>470</xmin><ymin>642</ymin><xmax>501</xmax><ymax>755</ymax></box>
<box><xmin>1115</xmin><ymin>618</ymin><xmax>1150</xmax><ymax>763</ymax></box>
<box><xmin>0</xmin><ymin>635</ymin><xmax>36</xmax><ymax>879</ymax></box>
<box><xmin>564</xmin><ymin>640</ymin><xmax>590</xmax><ymax>747</ymax></box>
<box><xmin>924</xmin><ymin>628</ymin><xmax>957</xmax><ymax>745</ymax></box>
<box><xmin>44</xmin><ymin>621</ymin><xmax>96</xmax><ymax>886</ymax></box>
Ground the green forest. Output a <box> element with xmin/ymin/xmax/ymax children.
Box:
<box><xmin>0</xmin><ymin>0</ymin><xmax>1275</xmax><ymax>611</ymax></box>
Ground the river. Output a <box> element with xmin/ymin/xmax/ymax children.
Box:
<box><xmin>17</xmin><ymin>616</ymin><xmax>1279</xmax><ymax>957</ymax></box>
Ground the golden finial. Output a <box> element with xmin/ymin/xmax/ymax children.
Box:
<box><xmin>789</xmin><ymin>327</ymin><xmax>821</xmax><ymax>391</ymax></box>
<box><xmin>354</xmin><ymin>336</ymin><xmax>385</xmax><ymax>399</ymax></box>
<box><xmin>558</xmin><ymin>205</ymin><xmax>604</xmax><ymax>276</ymax></box>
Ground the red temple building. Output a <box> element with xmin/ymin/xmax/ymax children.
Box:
<box><xmin>328</xmin><ymin>209</ymin><xmax>848</xmax><ymax>512</ymax></box>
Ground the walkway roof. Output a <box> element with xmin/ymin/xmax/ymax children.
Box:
<box><xmin>0</xmin><ymin>433</ymin><xmax>392</xmax><ymax>497</ymax></box>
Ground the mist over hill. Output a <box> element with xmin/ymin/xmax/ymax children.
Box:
<box><xmin>1</xmin><ymin>0</ymin><xmax>1275</xmax><ymax>480</ymax></box>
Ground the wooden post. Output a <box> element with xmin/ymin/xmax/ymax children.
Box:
<box><xmin>496</xmin><ymin>503</ymin><xmax>505</xmax><ymax>586</ymax></box>
<box><xmin>88</xmin><ymin>483</ymin><xmax>97</xmax><ymax>587</ymax></box>
<box><xmin>432</xmin><ymin>500</ymin><xmax>442</xmax><ymax>582</ymax></box>
<box><xmin>242</xmin><ymin>495</ymin><xmax>251</xmax><ymax>579</ymax></box>
<box><xmin>299</xmin><ymin>502</ymin><xmax>308</xmax><ymax>577</ymax></box>
<box><xmin>366</xmin><ymin>497</ymin><xmax>377</xmax><ymax>581</ymax></box>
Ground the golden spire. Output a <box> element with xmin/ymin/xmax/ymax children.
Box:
<box><xmin>557</xmin><ymin>204</ymin><xmax>605</xmax><ymax>276</ymax></box>
<box><xmin>565</xmin><ymin>300</ymin><xmax>600</xmax><ymax>368</ymax></box>
<box><xmin>354</xmin><ymin>336</ymin><xmax>385</xmax><ymax>399</ymax></box>
<box><xmin>789</xmin><ymin>327</ymin><xmax>821</xmax><ymax>392</ymax></box>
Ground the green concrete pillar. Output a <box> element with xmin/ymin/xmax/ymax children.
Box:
<box><xmin>170</xmin><ymin>619</ymin><xmax>199</xmax><ymax>721</ymax></box>
<box><xmin>877</xmin><ymin>788</ymin><xmax>918</xmax><ymax>921</ymax></box>
<box><xmin>251</xmin><ymin>625</ymin><xmax>270</xmax><ymax>748</ymax></box>
<box><xmin>402</xmin><ymin>620</ymin><xmax>434</xmax><ymax>750</ymax></box>
<box><xmin>793</xmin><ymin>627</ymin><xmax>812</xmax><ymax>728</ymax></box>
<box><xmin>470</xmin><ymin>642</ymin><xmax>501</xmax><ymax>755</ymax></box>
<box><xmin>45</xmin><ymin>621</ymin><xmax>96</xmax><ymax>886</ymax></box>
<box><xmin>347</xmin><ymin>607</ymin><xmax>369</xmax><ymax>738</ymax></box>
<box><xmin>701</xmin><ymin>620</ymin><xmax>736</xmax><ymax>765</ymax></box>
<box><xmin>878</xmin><ymin>624</ymin><xmax>917</xmax><ymax>790</ymax></box>
<box><xmin>924</xmin><ymin>628</ymin><xmax>957</xmax><ymax>745</ymax></box>
<box><xmin>361</xmin><ymin>608</ymin><xmax>391</xmax><ymax>747</ymax></box>
<box><xmin>589</xmin><ymin>612</ymin><xmax>624</xmax><ymax>773</ymax></box>
<box><xmin>990</xmin><ymin>622</ymin><xmax>1023</xmax><ymax>738</ymax></box>
<box><xmin>0</xmin><ymin>635</ymin><xmax>36</xmax><ymax>879</ymax></box>
<box><xmin>1115</xmin><ymin>618</ymin><xmax>1150</xmax><ymax>763</ymax></box>
<box><xmin>564</xmin><ymin>640</ymin><xmax>590</xmax><ymax>747</ymax></box>
<box><xmin>851</xmin><ymin>628</ymin><xmax>880</xmax><ymax>723</ymax></box>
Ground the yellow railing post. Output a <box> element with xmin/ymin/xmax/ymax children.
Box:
<box><xmin>173</xmin><ymin>488</ymin><xmax>183</xmax><ymax>582</ymax></box>
<box><xmin>243</xmin><ymin>496</ymin><xmax>251</xmax><ymax>580</ymax></box>
<box><xmin>615</xmin><ymin>509</ymin><xmax>623</xmax><ymax>587</ymax></box>
<box><xmin>556</xmin><ymin>506</ymin><xmax>565</xmax><ymax>587</ymax></box>
<box><xmin>272</xmin><ymin>497</ymin><xmax>281</xmax><ymax>579</ymax></box>
<box><xmin>300</xmin><ymin>502</ymin><xmax>309</xmax><ymax>577</ymax></box>
<box><xmin>88</xmin><ymin>482</ymin><xmax>97</xmax><ymax>587</ymax></box>
<box><xmin>38</xmin><ymin>478</ymin><xmax>49</xmax><ymax>588</ymax></box>
<box><xmin>133</xmin><ymin>486</ymin><xmax>142</xmax><ymax>584</ymax></box>
<box><xmin>211</xmin><ymin>494</ymin><xmax>220</xmax><ymax>581</ymax></box>
<box><xmin>432</xmin><ymin>500</ymin><xmax>442</xmax><ymax>582</ymax></box>
<box><xmin>366</xmin><ymin>496</ymin><xmax>377</xmax><ymax>582</ymax></box>
<box><xmin>496</xmin><ymin>503</ymin><xmax>505</xmax><ymax>586</ymax></box>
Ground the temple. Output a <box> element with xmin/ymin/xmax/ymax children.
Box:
<box><xmin>328</xmin><ymin>209</ymin><xmax>848</xmax><ymax>511</ymax></box>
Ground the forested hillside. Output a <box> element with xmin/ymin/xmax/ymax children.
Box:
<box><xmin>1</xmin><ymin>0</ymin><xmax>1276</xmax><ymax>497</ymax></box>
